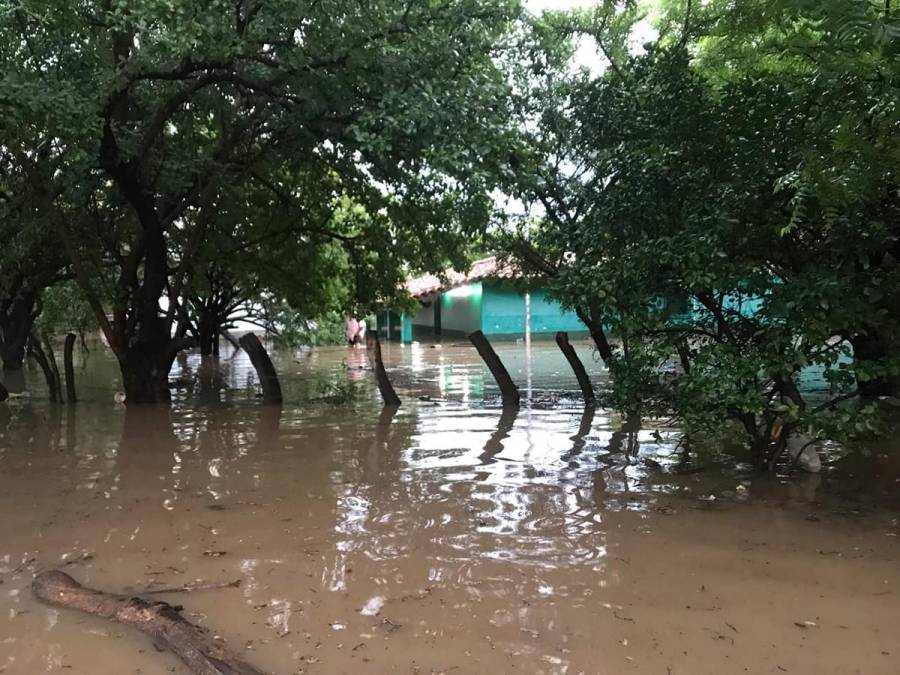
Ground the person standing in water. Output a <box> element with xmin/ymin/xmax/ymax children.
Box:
<box><xmin>345</xmin><ymin>316</ymin><xmax>365</xmax><ymax>346</ymax></box>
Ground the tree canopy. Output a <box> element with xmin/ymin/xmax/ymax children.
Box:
<box><xmin>1</xmin><ymin>0</ymin><xmax>523</xmax><ymax>400</ymax></box>
<box><xmin>501</xmin><ymin>0</ymin><xmax>900</xmax><ymax>464</ymax></box>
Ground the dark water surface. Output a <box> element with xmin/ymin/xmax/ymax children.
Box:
<box><xmin>0</xmin><ymin>339</ymin><xmax>897</xmax><ymax>674</ymax></box>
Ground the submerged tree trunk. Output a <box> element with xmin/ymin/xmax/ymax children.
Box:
<box><xmin>367</xmin><ymin>333</ymin><xmax>401</xmax><ymax>406</ymax></box>
<box><xmin>555</xmin><ymin>331</ymin><xmax>595</xmax><ymax>404</ymax></box>
<box><xmin>469</xmin><ymin>330</ymin><xmax>520</xmax><ymax>407</ymax></box>
<box><xmin>33</xmin><ymin>570</ymin><xmax>264</xmax><ymax>675</ymax></box>
<box><xmin>198</xmin><ymin>313</ymin><xmax>220</xmax><ymax>357</ymax></box>
<box><xmin>28</xmin><ymin>334</ymin><xmax>61</xmax><ymax>403</ymax></box>
<box><xmin>0</xmin><ymin>287</ymin><xmax>39</xmax><ymax>372</ymax></box>
<box><xmin>120</xmin><ymin>350</ymin><xmax>174</xmax><ymax>404</ymax></box>
<box><xmin>239</xmin><ymin>332</ymin><xmax>283</xmax><ymax>404</ymax></box>
<box><xmin>42</xmin><ymin>333</ymin><xmax>62</xmax><ymax>398</ymax></box>
<box><xmin>64</xmin><ymin>333</ymin><xmax>77</xmax><ymax>403</ymax></box>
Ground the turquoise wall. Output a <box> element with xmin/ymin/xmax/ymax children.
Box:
<box><xmin>439</xmin><ymin>282</ymin><xmax>483</xmax><ymax>335</ymax></box>
<box><xmin>481</xmin><ymin>283</ymin><xmax>524</xmax><ymax>335</ymax></box>
<box><xmin>481</xmin><ymin>283</ymin><xmax>584</xmax><ymax>337</ymax></box>
<box><xmin>530</xmin><ymin>289</ymin><xmax>587</xmax><ymax>333</ymax></box>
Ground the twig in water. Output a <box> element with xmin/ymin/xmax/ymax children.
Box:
<box><xmin>144</xmin><ymin>579</ymin><xmax>242</xmax><ymax>595</ymax></box>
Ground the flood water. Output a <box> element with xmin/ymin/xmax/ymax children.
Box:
<box><xmin>0</xmin><ymin>339</ymin><xmax>898</xmax><ymax>674</ymax></box>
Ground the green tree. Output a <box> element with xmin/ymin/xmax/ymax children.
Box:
<box><xmin>505</xmin><ymin>0</ymin><xmax>900</xmax><ymax>466</ymax></box>
<box><xmin>2</xmin><ymin>0</ymin><xmax>522</xmax><ymax>402</ymax></box>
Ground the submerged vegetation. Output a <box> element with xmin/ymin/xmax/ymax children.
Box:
<box><xmin>0</xmin><ymin>0</ymin><xmax>898</xmax><ymax>465</ymax></box>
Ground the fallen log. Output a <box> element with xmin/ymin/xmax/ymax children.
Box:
<box><xmin>555</xmin><ymin>332</ymin><xmax>595</xmax><ymax>404</ymax></box>
<box><xmin>239</xmin><ymin>332</ymin><xmax>282</xmax><ymax>404</ymax></box>
<box><xmin>33</xmin><ymin>570</ymin><xmax>264</xmax><ymax>675</ymax></box>
<box><xmin>468</xmin><ymin>330</ymin><xmax>520</xmax><ymax>407</ymax></box>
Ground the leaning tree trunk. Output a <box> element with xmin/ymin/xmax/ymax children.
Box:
<box><xmin>469</xmin><ymin>330</ymin><xmax>520</xmax><ymax>407</ymax></box>
<box><xmin>239</xmin><ymin>332</ymin><xmax>282</xmax><ymax>404</ymax></box>
<box><xmin>28</xmin><ymin>334</ymin><xmax>62</xmax><ymax>403</ymax></box>
<box><xmin>42</xmin><ymin>333</ymin><xmax>63</xmax><ymax>399</ymax></box>
<box><xmin>555</xmin><ymin>331</ymin><xmax>595</xmax><ymax>404</ymax></box>
<box><xmin>33</xmin><ymin>570</ymin><xmax>264</xmax><ymax>675</ymax></box>
<box><xmin>575</xmin><ymin>306</ymin><xmax>614</xmax><ymax>365</ymax></box>
<box><xmin>366</xmin><ymin>333</ymin><xmax>401</xmax><ymax>406</ymax></box>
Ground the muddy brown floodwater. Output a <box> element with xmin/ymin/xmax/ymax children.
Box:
<box><xmin>0</xmin><ymin>340</ymin><xmax>898</xmax><ymax>675</ymax></box>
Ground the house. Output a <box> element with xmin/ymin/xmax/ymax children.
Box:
<box><xmin>376</xmin><ymin>256</ymin><xmax>588</xmax><ymax>343</ymax></box>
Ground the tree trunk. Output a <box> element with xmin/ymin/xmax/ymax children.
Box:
<box><xmin>42</xmin><ymin>333</ymin><xmax>63</xmax><ymax>399</ymax></box>
<box><xmin>120</xmin><ymin>349</ymin><xmax>174</xmax><ymax>404</ymax></box>
<box><xmin>366</xmin><ymin>333</ymin><xmax>401</xmax><ymax>406</ymax></box>
<box><xmin>223</xmin><ymin>330</ymin><xmax>242</xmax><ymax>353</ymax></box>
<box><xmin>555</xmin><ymin>331</ymin><xmax>595</xmax><ymax>404</ymax></box>
<box><xmin>469</xmin><ymin>330</ymin><xmax>520</xmax><ymax>407</ymax></box>
<box><xmin>33</xmin><ymin>570</ymin><xmax>265</xmax><ymax>675</ymax></box>
<box><xmin>64</xmin><ymin>333</ymin><xmax>77</xmax><ymax>403</ymax></box>
<box><xmin>575</xmin><ymin>306</ymin><xmax>614</xmax><ymax>365</ymax></box>
<box><xmin>28</xmin><ymin>334</ymin><xmax>61</xmax><ymax>403</ymax></box>
<box><xmin>199</xmin><ymin>313</ymin><xmax>218</xmax><ymax>357</ymax></box>
<box><xmin>0</xmin><ymin>378</ymin><xmax>7</xmax><ymax>403</ymax></box>
<box><xmin>239</xmin><ymin>332</ymin><xmax>282</xmax><ymax>404</ymax></box>
<box><xmin>0</xmin><ymin>288</ymin><xmax>38</xmax><ymax>371</ymax></box>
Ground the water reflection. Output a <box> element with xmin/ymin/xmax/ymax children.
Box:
<box><xmin>561</xmin><ymin>404</ymin><xmax>595</xmax><ymax>465</ymax></box>
<box><xmin>479</xmin><ymin>406</ymin><xmax>519</xmax><ymax>465</ymax></box>
<box><xmin>0</xmin><ymin>342</ymin><xmax>898</xmax><ymax>675</ymax></box>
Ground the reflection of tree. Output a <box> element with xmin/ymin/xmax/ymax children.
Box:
<box><xmin>254</xmin><ymin>403</ymin><xmax>282</xmax><ymax>449</ymax></box>
<box><xmin>197</xmin><ymin>356</ymin><xmax>226</xmax><ymax>405</ymax></box>
<box><xmin>64</xmin><ymin>406</ymin><xmax>76</xmax><ymax>454</ymax></box>
<box><xmin>593</xmin><ymin>416</ymin><xmax>641</xmax><ymax>502</ymax></box>
<box><xmin>118</xmin><ymin>407</ymin><xmax>181</xmax><ymax>487</ymax></box>
<box><xmin>607</xmin><ymin>416</ymin><xmax>640</xmax><ymax>459</ymax></box>
<box><xmin>561</xmin><ymin>405</ymin><xmax>595</xmax><ymax>466</ymax></box>
<box><xmin>478</xmin><ymin>406</ymin><xmax>519</xmax><ymax>465</ymax></box>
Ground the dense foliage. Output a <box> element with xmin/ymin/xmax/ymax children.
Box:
<box><xmin>502</xmin><ymin>0</ymin><xmax>900</xmax><ymax>464</ymax></box>
<box><xmin>1</xmin><ymin>0</ymin><xmax>521</xmax><ymax>399</ymax></box>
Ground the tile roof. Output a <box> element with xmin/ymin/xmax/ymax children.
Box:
<box><xmin>405</xmin><ymin>256</ymin><xmax>517</xmax><ymax>300</ymax></box>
